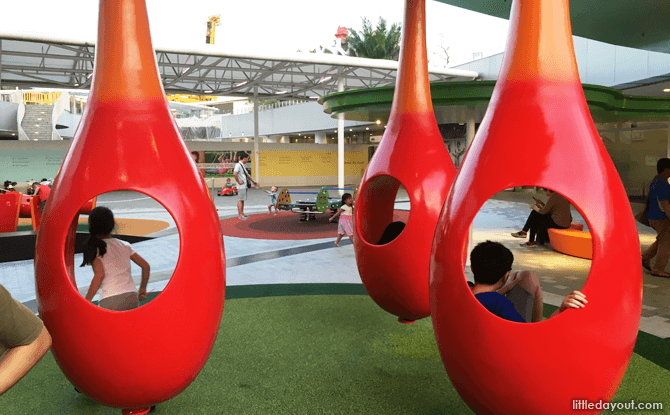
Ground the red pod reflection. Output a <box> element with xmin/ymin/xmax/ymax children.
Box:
<box><xmin>430</xmin><ymin>0</ymin><xmax>641</xmax><ymax>414</ymax></box>
<box><xmin>33</xmin><ymin>0</ymin><xmax>225</xmax><ymax>409</ymax></box>
<box><xmin>353</xmin><ymin>0</ymin><xmax>456</xmax><ymax>321</ymax></box>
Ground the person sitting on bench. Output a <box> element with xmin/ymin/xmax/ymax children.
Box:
<box><xmin>470</xmin><ymin>241</ymin><xmax>587</xmax><ymax>322</ymax></box>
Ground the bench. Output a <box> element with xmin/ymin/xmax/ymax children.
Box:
<box><xmin>547</xmin><ymin>222</ymin><xmax>592</xmax><ymax>260</ymax></box>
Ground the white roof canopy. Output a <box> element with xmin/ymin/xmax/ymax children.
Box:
<box><xmin>0</xmin><ymin>32</ymin><xmax>480</xmax><ymax>100</ymax></box>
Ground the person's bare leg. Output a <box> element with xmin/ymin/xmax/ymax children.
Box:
<box><xmin>237</xmin><ymin>200</ymin><xmax>245</xmax><ymax>218</ymax></box>
<box><xmin>497</xmin><ymin>271</ymin><xmax>543</xmax><ymax>322</ymax></box>
<box><xmin>334</xmin><ymin>235</ymin><xmax>343</xmax><ymax>247</ymax></box>
<box><xmin>516</xmin><ymin>271</ymin><xmax>544</xmax><ymax>322</ymax></box>
<box><xmin>268</xmin><ymin>204</ymin><xmax>272</xmax><ymax>214</ymax></box>
<box><xmin>642</xmin><ymin>240</ymin><xmax>658</xmax><ymax>267</ymax></box>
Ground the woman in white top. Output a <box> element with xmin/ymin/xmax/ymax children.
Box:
<box><xmin>329</xmin><ymin>193</ymin><xmax>354</xmax><ymax>247</ymax></box>
<box><xmin>81</xmin><ymin>207</ymin><xmax>150</xmax><ymax>311</ymax></box>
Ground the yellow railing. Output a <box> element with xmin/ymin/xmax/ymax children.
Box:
<box><xmin>23</xmin><ymin>91</ymin><xmax>62</xmax><ymax>105</ymax></box>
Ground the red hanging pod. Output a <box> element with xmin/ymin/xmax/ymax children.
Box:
<box><xmin>430</xmin><ymin>0</ymin><xmax>641</xmax><ymax>414</ymax></box>
<box><xmin>33</xmin><ymin>0</ymin><xmax>225</xmax><ymax>409</ymax></box>
<box><xmin>352</xmin><ymin>0</ymin><xmax>456</xmax><ymax>322</ymax></box>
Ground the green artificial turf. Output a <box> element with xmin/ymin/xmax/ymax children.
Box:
<box><xmin>3</xmin><ymin>291</ymin><xmax>669</xmax><ymax>414</ymax></box>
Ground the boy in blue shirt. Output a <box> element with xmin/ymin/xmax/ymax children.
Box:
<box><xmin>642</xmin><ymin>158</ymin><xmax>670</xmax><ymax>277</ymax></box>
<box><xmin>470</xmin><ymin>241</ymin><xmax>587</xmax><ymax>322</ymax></box>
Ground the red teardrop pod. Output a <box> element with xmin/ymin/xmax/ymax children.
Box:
<box><xmin>352</xmin><ymin>0</ymin><xmax>456</xmax><ymax>321</ymax></box>
<box><xmin>430</xmin><ymin>0</ymin><xmax>641</xmax><ymax>413</ymax></box>
<box><xmin>34</xmin><ymin>0</ymin><xmax>225</xmax><ymax>409</ymax></box>
<box><xmin>0</xmin><ymin>192</ymin><xmax>21</xmax><ymax>232</ymax></box>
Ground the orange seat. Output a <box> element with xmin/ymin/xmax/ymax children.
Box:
<box><xmin>548</xmin><ymin>227</ymin><xmax>592</xmax><ymax>259</ymax></box>
<box><xmin>0</xmin><ymin>192</ymin><xmax>22</xmax><ymax>233</ymax></box>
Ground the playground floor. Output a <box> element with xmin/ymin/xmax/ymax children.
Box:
<box><xmin>1</xmin><ymin>187</ymin><xmax>668</xmax><ymax>413</ymax></box>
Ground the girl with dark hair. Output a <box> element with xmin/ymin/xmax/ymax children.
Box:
<box><xmin>329</xmin><ymin>193</ymin><xmax>354</xmax><ymax>247</ymax></box>
<box><xmin>81</xmin><ymin>207</ymin><xmax>151</xmax><ymax>311</ymax></box>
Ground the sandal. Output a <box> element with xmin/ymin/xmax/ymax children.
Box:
<box><xmin>511</xmin><ymin>231</ymin><xmax>527</xmax><ymax>238</ymax></box>
<box><xmin>651</xmin><ymin>270</ymin><xmax>670</xmax><ymax>278</ymax></box>
<box><xmin>521</xmin><ymin>242</ymin><xmax>536</xmax><ymax>247</ymax></box>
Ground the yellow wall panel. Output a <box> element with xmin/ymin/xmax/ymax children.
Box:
<box><xmin>259</xmin><ymin>151</ymin><xmax>368</xmax><ymax>177</ymax></box>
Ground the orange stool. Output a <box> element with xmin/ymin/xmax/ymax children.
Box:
<box><xmin>548</xmin><ymin>224</ymin><xmax>592</xmax><ymax>259</ymax></box>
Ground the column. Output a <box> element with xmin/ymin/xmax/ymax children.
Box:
<box><xmin>254</xmin><ymin>86</ymin><xmax>260</xmax><ymax>185</ymax></box>
<box><xmin>338</xmin><ymin>70</ymin><xmax>345</xmax><ymax>189</ymax></box>
<box><xmin>465</xmin><ymin>106</ymin><xmax>476</xmax><ymax>265</ymax></box>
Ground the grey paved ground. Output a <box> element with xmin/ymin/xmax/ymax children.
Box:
<box><xmin>2</xmin><ymin>187</ymin><xmax>668</xmax><ymax>338</ymax></box>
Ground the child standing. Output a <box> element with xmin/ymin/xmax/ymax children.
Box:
<box><xmin>329</xmin><ymin>193</ymin><xmax>354</xmax><ymax>247</ymax></box>
<box><xmin>81</xmin><ymin>206</ymin><xmax>151</xmax><ymax>311</ymax></box>
<box><xmin>264</xmin><ymin>186</ymin><xmax>279</xmax><ymax>216</ymax></box>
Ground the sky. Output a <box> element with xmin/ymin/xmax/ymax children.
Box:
<box><xmin>2</xmin><ymin>0</ymin><xmax>510</xmax><ymax>67</ymax></box>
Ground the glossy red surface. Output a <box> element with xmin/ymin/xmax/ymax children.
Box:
<box><xmin>353</xmin><ymin>0</ymin><xmax>456</xmax><ymax>321</ymax></box>
<box><xmin>429</xmin><ymin>0</ymin><xmax>641</xmax><ymax>414</ymax></box>
<box><xmin>33</xmin><ymin>0</ymin><xmax>225</xmax><ymax>409</ymax></box>
<box><xmin>0</xmin><ymin>192</ymin><xmax>21</xmax><ymax>232</ymax></box>
<box><xmin>20</xmin><ymin>195</ymin><xmax>32</xmax><ymax>218</ymax></box>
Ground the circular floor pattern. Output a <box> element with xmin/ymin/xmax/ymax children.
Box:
<box><xmin>219</xmin><ymin>210</ymin><xmax>411</xmax><ymax>240</ymax></box>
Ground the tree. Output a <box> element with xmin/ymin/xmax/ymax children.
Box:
<box><xmin>347</xmin><ymin>17</ymin><xmax>402</xmax><ymax>60</ymax></box>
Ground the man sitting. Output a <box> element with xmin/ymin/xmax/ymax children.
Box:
<box><xmin>470</xmin><ymin>241</ymin><xmax>587</xmax><ymax>322</ymax></box>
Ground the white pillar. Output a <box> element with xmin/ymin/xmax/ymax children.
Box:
<box><xmin>253</xmin><ymin>87</ymin><xmax>260</xmax><ymax>185</ymax></box>
<box><xmin>315</xmin><ymin>131</ymin><xmax>326</xmax><ymax>144</ymax></box>
<box><xmin>465</xmin><ymin>107</ymin><xmax>476</xmax><ymax>265</ymax></box>
<box><xmin>338</xmin><ymin>71</ymin><xmax>345</xmax><ymax>189</ymax></box>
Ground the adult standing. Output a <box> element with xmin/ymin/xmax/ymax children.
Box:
<box><xmin>642</xmin><ymin>158</ymin><xmax>670</xmax><ymax>278</ymax></box>
<box><xmin>0</xmin><ymin>283</ymin><xmax>52</xmax><ymax>395</ymax></box>
<box><xmin>233</xmin><ymin>152</ymin><xmax>257</xmax><ymax>220</ymax></box>
<box><xmin>33</xmin><ymin>180</ymin><xmax>51</xmax><ymax>212</ymax></box>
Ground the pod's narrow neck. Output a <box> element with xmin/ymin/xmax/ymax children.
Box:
<box><xmin>499</xmin><ymin>0</ymin><xmax>580</xmax><ymax>83</ymax></box>
<box><xmin>390</xmin><ymin>0</ymin><xmax>433</xmax><ymax>115</ymax></box>
<box><xmin>90</xmin><ymin>0</ymin><xmax>165</xmax><ymax>102</ymax></box>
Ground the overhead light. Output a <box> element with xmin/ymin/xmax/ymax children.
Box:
<box><xmin>664</xmin><ymin>88</ymin><xmax>670</xmax><ymax>92</ymax></box>
<box><xmin>34</xmin><ymin>138</ymin><xmax>38</xmax><ymax>141</ymax></box>
<box><xmin>204</xmin><ymin>90</ymin><xmax>213</xmax><ymax>93</ymax></box>
<box><xmin>74</xmin><ymin>83</ymin><xmax>79</xmax><ymax>87</ymax></box>
<box><xmin>276</xmin><ymin>91</ymin><xmax>288</xmax><ymax>94</ymax></box>
<box><xmin>299</xmin><ymin>134</ymin><xmax>301</xmax><ymax>136</ymax></box>
<box><xmin>87</xmin><ymin>73</ymin><xmax>93</xmax><ymax>78</ymax></box>
<box><xmin>37</xmin><ymin>118</ymin><xmax>42</xmax><ymax>121</ymax></box>
<box><xmin>35</xmin><ymin>125</ymin><xmax>40</xmax><ymax>127</ymax></box>
<box><xmin>309</xmin><ymin>96</ymin><xmax>319</xmax><ymax>99</ymax></box>
<box><xmin>376</xmin><ymin>120</ymin><xmax>381</xmax><ymax>125</ymax></box>
<box><xmin>349</xmin><ymin>129</ymin><xmax>352</xmax><ymax>131</ymax></box>
<box><xmin>11</xmin><ymin>133</ymin><xmax>16</xmax><ymax>136</ymax></box>
<box><xmin>334</xmin><ymin>130</ymin><xmax>337</xmax><ymax>133</ymax></box>
<box><xmin>318</xmin><ymin>76</ymin><xmax>332</xmax><ymax>83</ymax></box>
<box><xmin>365</xmin><ymin>127</ymin><xmax>369</xmax><ymax>130</ymax></box>
<box><xmin>235</xmin><ymin>81</ymin><xmax>248</xmax><ymax>87</ymax></box>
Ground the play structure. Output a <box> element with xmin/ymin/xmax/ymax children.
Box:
<box><xmin>20</xmin><ymin>194</ymin><xmax>97</xmax><ymax>230</ymax></box>
<box><xmin>216</xmin><ymin>186</ymin><xmax>238</xmax><ymax>196</ymax></box>
<box><xmin>277</xmin><ymin>187</ymin><xmax>354</xmax><ymax>222</ymax></box>
<box><xmin>0</xmin><ymin>192</ymin><xmax>21</xmax><ymax>233</ymax></box>
<box><xmin>352</xmin><ymin>0</ymin><xmax>457</xmax><ymax>323</ymax></box>
<box><xmin>429</xmin><ymin>0</ymin><xmax>641</xmax><ymax>414</ymax></box>
<box><xmin>33</xmin><ymin>1</ymin><xmax>226</xmax><ymax>414</ymax></box>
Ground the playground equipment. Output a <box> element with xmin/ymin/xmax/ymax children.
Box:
<box><xmin>0</xmin><ymin>192</ymin><xmax>21</xmax><ymax>233</ymax></box>
<box><xmin>217</xmin><ymin>186</ymin><xmax>238</xmax><ymax>196</ymax></box>
<box><xmin>278</xmin><ymin>187</ymin><xmax>354</xmax><ymax>222</ymax></box>
<box><xmin>429</xmin><ymin>0</ymin><xmax>641</xmax><ymax>414</ymax></box>
<box><xmin>33</xmin><ymin>1</ymin><xmax>226</xmax><ymax>413</ymax></box>
<box><xmin>352</xmin><ymin>0</ymin><xmax>456</xmax><ymax>323</ymax></box>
